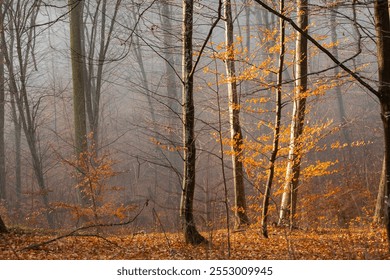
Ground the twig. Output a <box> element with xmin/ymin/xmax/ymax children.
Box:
<box><xmin>152</xmin><ymin>208</ymin><xmax>173</xmax><ymax>255</ymax></box>
<box><xmin>20</xmin><ymin>200</ymin><xmax>148</xmax><ymax>251</ymax></box>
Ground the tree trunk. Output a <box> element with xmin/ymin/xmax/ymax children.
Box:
<box><xmin>261</xmin><ymin>0</ymin><xmax>285</xmax><ymax>238</ymax></box>
<box><xmin>10</xmin><ymin>98</ymin><xmax>22</xmax><ymax>209</ymax></box>
<box><xmin>224</xmin><ymin>0</ymin><xmax>250</xmax><ymax>229</ymax></box>
<box><xmin>0</xmin><ymin>23</ymin><xmax>5</xmax><ymax>201</ymax></box>
<box><xmin>161</xmin><ymin>0</ymin><xmax>182</xmax><ymax>229</ymax></box>
<box><xmin>83</xmin><ymin>0</ymin><xmax>121</xmax><ymax>152</ymax></box>
<box><xmin>278</xmin><ymin>0</ymin><xmax>308</xmax><ymax>227</ymax></box>
<box><xmin>374</xmin><ymin>156</ymin><xmax>386</xmax><ymax>224</ymax></box>
<box><xmin>0</xmin><ymin>215</ymin><xmax>7</xmax><ymax>233</ymax></box>
<box><xmin>374</xmin><ymin>0</ymin><xmax>390</xmax><ymax>250</ymax></box>
<box><xmin>69</xmin><ymin>0</ymin><xmax>89</xmax><ymax>206</ymax></box>
<box><xmin>180</xmin><ymin>0</ymin><xmax>205</xmax><ymax>245</ymax></box>
<box><xmin>330</xmin><ymin>6</ymin><xmax>351</xmax><ymax>149</ymax></box>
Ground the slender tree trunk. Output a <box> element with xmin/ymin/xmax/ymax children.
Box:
<box><xmin>161</xmin><ymin>0</ymin><xmax>182</xmax><ymax>228</ymax></box>
<box><xmin>83</xmin><ymin>0</ymin><xmax>121</xmax><ymax>151</ymax></box>
<box><xmin>374</xmin><ymin>156</ymin><xmax>386</xmax><ymax>224</ymax></box>
<box><xmin>10</xmin><ymin>97</ymin><xmax>22</xmax><ymax>209</ymax></box>
<box><xmin>0</xmin><ymin>24</ymin><xmax>5</xmax><ymax>201</ymax></box>
<box><xmin>180</xmin><ymin>0</ymin><xmax>205</xmax><ymax>245</ymax></box>
<box><xmin>224</xmin><ymin>0</ymin><xmax>250</xmax><ymax>229</ymax></box>
<box><xmin>278</xmin><ymin>0</ymin><xmax>308</xmax><ymax>227</ymax></box>
<box><xmin>374</xmin><ymin>0</ymin><xmax>390</xmax><ymax>250</ymax></box>
<box><xmin>1</xmin><ymin>1</ymin><xmax>54</xmax><ymax>227</ymax></box>
<box><xmin>261</xmin><ymin>0</ymin><xmax>285</xmax><ymax>238</ymax></box>
<box><xmin>330</xmin><ymin>6</ymin><xmax>351</xmax><ymax>148</ymax></box>
<box><xmin>69</xmin><ymin>0</ymin><xmax>89</xmax><ymax>206</ymax></box>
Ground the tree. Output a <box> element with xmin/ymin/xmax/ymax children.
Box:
<box><xmin>82</xmin><ymin>0</ymin><xmax>121</xmax><ymax>151</ymax></box>
<box><xmin>224</xmin><ymin>0</ymin><xmax>250</xmax><ymax>229</ymax></box>
<box><xmin>278</xmin><ymin>0</ymin><xmax>309</xmax><ymax>227</ymax></box>
<box><xmin>373</xmin><ymin>0</ymin><xmax>390</xmax><ymax>248</ymax></box>
<box><xmin>0</xmin><ymin>1</ymin><xmax>5</xmax><ymax>202</ymax></box>
<box><xmin>253</xmin><ymin>0</ymin><xmax>390</xmax><ymax>247</ymax></box>
<box><xmin>69</xmin><ymin>0</ymin><xmax>89</xmax><ymax>206</ymax></box>
<box><xmin>329</xmin><ymin>3</ymin><xmax>351</xmax><ymax>149</ymax></box>
<box><xmin>0</xmin><ymin>0</ymin><xmax>54</xmax><ymax>227</ymax></box>
<box><xmin>180</xmin><ymin>0</ymin><xmax>222</xmax><ymax>244</ymax></box>
<box><xmin>0</xmin><ymin>214</ymin><xmax>6</xmax><ymax>233</ymax></box>
<box><xmin>261</xmin><ymin>0</ymin><xmax>285</xmax><ymax>237</ymax></box>
<box><xmin>180</xmin><ymin>0</ymin><xmax>206</xmax><ymax>245</ymax></box>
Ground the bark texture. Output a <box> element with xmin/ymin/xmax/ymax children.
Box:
<box><xmin>180</xmin><ymin>0</ymin><xmax>205</xmax><ymax>245</ymax></box>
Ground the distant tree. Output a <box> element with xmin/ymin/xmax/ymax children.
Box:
<box><xmin>68</xmin><ymin>0</ymin><xmax>89</xmax><ymax>206</ymax></box>
<box><xmin>0</xmin><ymin>0</ymin><xmax>54</xmax><ymax>227</ymax></box>
<box><xmin>82</xmin><ymin>0</ymin><xmax>121</xmax><ymax>152</ymax></box>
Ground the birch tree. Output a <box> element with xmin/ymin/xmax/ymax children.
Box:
<box><xmin>278</xmin><ymin>0</ymin><xmax>308</xmax><ymax>226</ymax></box>
<box><xmin>224</xmin><ymin>0</ymin><xmax>249</xmax><ymax>229</ymax></box>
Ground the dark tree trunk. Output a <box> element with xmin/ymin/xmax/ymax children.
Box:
<box><xmin>0</xmin><ymin>215</ymin><xmax>7</xmax><ymax>233</ymax></box>
<box><xmin>180</xmin><ymin>0</ymin><xmax>205</xmax><ymax>245</ymax></box>
<box><xmin>374</xmin><ymin>0</ymin><xmax>390</xmax><ymax>249</ymax></box>
<box><xmin>261</xmin><ymin>0</ymin><xmax>285</xmax><ymax>238</ymax></box>
<box><xmin>0</xmin><ymin>20</ymin><xmax>5</xmax><ymax>201</ymax></box>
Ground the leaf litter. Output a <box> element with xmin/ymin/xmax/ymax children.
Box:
<box><xmin>0</xmin><ymin>226</ymin><xmax>389</xmax><ymax>260</ymax></box>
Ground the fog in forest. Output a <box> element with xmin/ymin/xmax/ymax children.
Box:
<box><xmin>0</xmin><ymin>0</ymin><xmax>387</xmax><ymax>251</ymax></box>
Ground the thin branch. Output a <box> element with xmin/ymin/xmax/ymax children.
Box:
<box><xmin>20</xmin><ymin>200</ymin><xmax>148</xmax><ymax>251</ymax></box>
<box><xmin>253</xmin><ymin>0</ymin><xmax>379</xmax><ymax>97</ymax></box>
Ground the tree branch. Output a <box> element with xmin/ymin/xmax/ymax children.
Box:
<box><xmin>253</xmin><ymin>0</ymin><xmax>379</xmax><ymax>97</ymax></box>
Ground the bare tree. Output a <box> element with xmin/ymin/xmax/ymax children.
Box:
<box><xmin>82</xmin><ymin>0</ymin><xmax>121</xmax><ymax>151</ymax></box>
<box><xmin>180</xmin><ymin>0</ymin><xmax>222</xmax><ymax>244</ymax></box>
<box><xmin>69</xmin><ymin>0</ymin><xmax>89</xmax><ymax>206</ymax></box>
<box><xmin>0</xmin><ymin>0</ymin><xmax>54</xmax><ymax>227</ymax></box>
<box><xmin>180</xmin><ymin>0</ymin><xmax>206</xmax><ymax>245</ymax></box>
<box><xmin>261</xmin><ymin>0</ymin><xmax>285</xmax><ymax>237</ymax></box>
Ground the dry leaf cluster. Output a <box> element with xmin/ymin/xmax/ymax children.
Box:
<box><xmin>1</xmin><ymin>226</ymin><xmax>389</xmax><ymax>260</ymax></box>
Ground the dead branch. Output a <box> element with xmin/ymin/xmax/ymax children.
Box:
<box><xmin>20</xmin><ymin>200</ymin><xmax>148</xmax><ymax>251</ymax></box>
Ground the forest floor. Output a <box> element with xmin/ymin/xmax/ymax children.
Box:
<box><xmin>0</xmin><ymin>226</ymin><xmax>389</xmax><ymax>260</ymax></box>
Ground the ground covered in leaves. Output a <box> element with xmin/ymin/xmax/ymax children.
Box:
<box><xmin>1</xmin><ymin>226</ymin><xmax>389</xmax><ymax>260</ymax></box>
